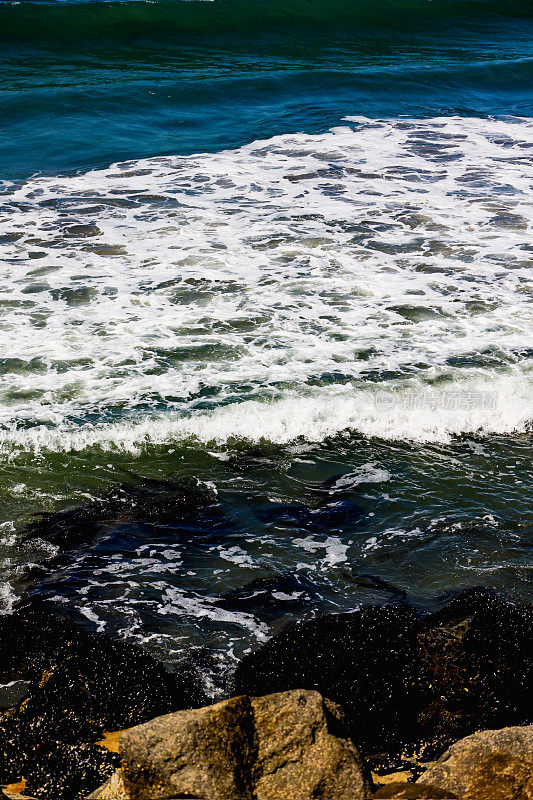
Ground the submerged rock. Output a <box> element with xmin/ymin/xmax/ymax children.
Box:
<box><xmin>234</xmin><ymin>589</ymin><xmax>533</xmax><ymax>761</ymax></box>
<box><xmin>93</xmin><ymin>689</ymin><xmax>371</xmax><ymax>800</ymax></box>
<box><xmin>0</xmin><ymin>599</ymin><xmax>206</xmax><ymax>800</ymax></box>
<box><xmin>340</xmin><ymin>570</ymin><xmax>408</xmax><ymax>600</ymax></box>
<box><xmin>215</xmin><ymin>571</ymin><xmax>320</xmax><ymax>621</ymax></box>
<box><xmin>417</xmin><ymin>724</ymin><xmax>533</xmax><ymax>799</ymax></box>
<box><xmin>20</xmin><ymin>476</ymin><xmax>218</xmax><ymax>549</ymax></box>
<box><xmin>256</xmin><ymin>497</ymin><xmax>364</xmax><ymax>530</ymax></box>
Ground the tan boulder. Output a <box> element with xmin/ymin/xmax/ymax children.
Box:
<box><xmin>252</xmin><ymin>689</ymin><xmax>369</xmax><ymax>799</ymax></box>
<box><xmin>87</xmin><ymin>770</ymin><xmax>127</xmax><ymax>800</ymax></box>
<box><xmin>120</xmin><ymin>694</ymin><xmax>255</xmax><ymax>800</ymax></box>
<box><xmin>88</xmin><ymin>689</ymin><xmax>370</xmax><ymax>800</ymax></box>
<box><xmin>417</xmin><ymin>724</ymin><xmax>533</xmax><ymax>800</ymax></box>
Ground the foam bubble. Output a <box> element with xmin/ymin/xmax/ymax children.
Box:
<box><xmin>0</xmin><ymin>580</ymin><xmax>18</xmax><ymax>614</ymax></box>
<box><xmin>218</xmin><ymin>545</ymin><xmax>260</xmax><ymax>569</ymax></box>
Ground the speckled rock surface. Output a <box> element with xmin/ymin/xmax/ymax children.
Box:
<box><xmin>252</xmin><ymin>689</ymin><xmax>370</xmax><ymax>800</ymax></box>
<box><xmin>0</xmin><ymin>600</ymin><xmax>205</xmax><ymax>800</ymax></box>
<box><xmin>120</xmin><ymin>694</ymin><xmax>256</xmax><ymax>800</ymax></box>
<box><xmin>95</xmin><ymin>689</ymin><xmax>370</xmax><ymax>800</ymax></box>
<box><xmin>417</xmin><ymin>724</ymin><xmax>533</xmax><ymax>799</ymax></box>
<box><xmin>235</xmin><ymin>589</ymin><xmax>533</xmax><ymax>762</ymax></box>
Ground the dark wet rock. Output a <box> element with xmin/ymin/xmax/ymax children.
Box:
<box><xmin>0</xmin><ymin>599</ymin><xmax>206</xmax><ymax>800</ymax></box>
<box><xmin>215</xmin><ymin>571</ymin><xmax>320</xmax><ymax>619</ymax></box>
<box><xmin>372</xmin><ymin>782</ymin><xmax>457</xmax><ymax>798</ymax></box>
<box><xmin>415</xmin><ymin>590</ymin><xmax>533</xmax><ymax>755</ymax></box>
<box><xmin>256</xmin><ymin>497</ymin><xmax>363</xmax><ymax>530</ymax></box>
<box><xmin>417</xmin><ymin>724</ymin><xmax>533</xmax><ymax>799</ymax></box>
<box><xmin>24</xmin><ymin>743</ymin><xmax>119</xmax><ymax>800</ymax></box>
<box><xmin>94</xmin><ymin>689</ymin><xmax>371</xmax><ymax>800</ymax></box>
<box><xmin>341</xmin><ymin>570</ymin><xmax>408</xmax><ymax>600</ymax></box>
<box><xmin>235</xmin><ymin>603</ymin><xmax>422</xmax><ymax>758</ymax></box>
<box><xmin>20</xmin><ymin>476</ymin><xmax>218</xmax><ymax>549</ymax></box>
<box><xmin>234</xmin><ymin>589</ymin><xmax>533</xmax><ymax>762</ymax></box>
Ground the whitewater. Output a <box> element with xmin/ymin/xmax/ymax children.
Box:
<box><xmin>1</xmin><ymin>116</ymin><xmax>531</xmax><ymax>453</ymax></box>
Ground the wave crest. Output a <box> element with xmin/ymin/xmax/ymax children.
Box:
<box><xmin>1</xmin><ymin>0</ymin><xmax>531</xmax><ymax>45</ymax></box>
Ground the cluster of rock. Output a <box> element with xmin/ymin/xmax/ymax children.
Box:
<box><xmin>91</xmin><ymin>689</ymin><xmax>369</xmax><ymax>800</ymax></box>
<box><xmin>88</xmin><ymin>694</ymin><xmax>533</xmax><ymax>800</ymax></box>
<box><xmin>1</xmin><ymin>589</ymin><xmax>531</xmax><ymax>800</ymax></box>
<box><xmin>0</xmin><ymin>600</ymin><xmax>207</xmax><ymax>800</ymax></box>
<box><xmin>234</xmin><ymin>588</ymin><xmax>533</xmax><ymax>763</ymax></box>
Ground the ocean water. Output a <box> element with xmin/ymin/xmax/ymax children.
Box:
<box><xmin>0</xmin><ymin>0</ymin><xmax>532</xmax><ymax>688</ymax></box>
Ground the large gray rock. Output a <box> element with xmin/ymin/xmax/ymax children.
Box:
<box><xmin>89</xmin><ymin>689</ymin><xmax>371</xmax><ymax>800</ymax></box>
<box><xmin>417</xmin><ymin>724</ymin><xmax>533</xmax><ymax>799</ymax></box>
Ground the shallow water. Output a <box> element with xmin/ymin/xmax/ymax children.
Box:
<box><xmin>0</xmin><ymin>0</ymin><xmax>532</xmax><ymax>687</ymax></box>
<box><xmin>2</xmin><ymin>431</ymin><xmax>532</xmax><ymax>691</ymax></box>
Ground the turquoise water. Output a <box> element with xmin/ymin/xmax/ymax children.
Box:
<box><xmin>0</xmin><ymin>0</ymin><xmax>532</xmax><ymax>685</ymax></box>
<box><xmin>1</xmin><ymin>0</ymin><xmax>532</xmax><ymax>179</ymax></box>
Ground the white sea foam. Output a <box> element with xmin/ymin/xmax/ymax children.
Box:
<box><xmin>293</xmin><ymin>535</ymin><xmax>349</xmax><ymax>566</ymax></box>
<box><xmin>0</xmin><ymin>116</ymin><xmax>531</xmax><ymax>449</ymax></box>
<box><xmin>329</xmin><ymin>463</ymin><xmax>391</xmax><ymax>490</ymax></box>
<box><xmin>218</xmin><ymin>545</ymin><xmax>260</xmax><ymax>569</ymax></box>
<box><xmin>159</xmin><ymin>587</ymin><xmax>269</xmax><ymax>639</ymax></box>
<box><xmin>0</xmin><ymin>580</ymin><xmax>18</xmax><ymax>614</ymax></box>
<box><xmin>0</xmin><ymin>372</ymin><xmax>529</xmax><ymax>449</ymax></box>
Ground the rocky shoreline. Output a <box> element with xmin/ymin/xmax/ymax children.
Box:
<box><xmin>0</xmin><ymin>589</ymin><xmax>531</xmax><ymax>800</ymax></box>
<box><xmin>88</xmin><ymin>699</ymin><xmax>533</xmax><ymax>800</ymax></box>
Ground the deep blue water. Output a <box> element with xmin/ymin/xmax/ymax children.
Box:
<box><xmin>1</xmin><ymin>0</ymin><xmax>532</xmax><ymax>179</ymax></box>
